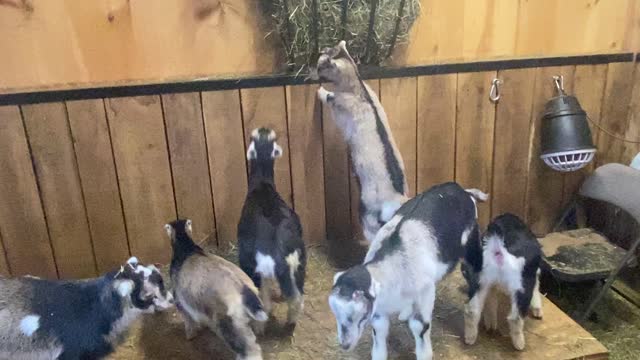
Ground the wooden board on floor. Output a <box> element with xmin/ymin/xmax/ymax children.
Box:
<box><xmin>106</xmin><ymin>96</ymin><xmax>176</xmax><ymax>264</ymax></box>
<box><xmin>201</xmin><ymin>90</ymin><xmax>247</xmax><ymax>249</ymax></box>
<box><xmin>22</xmin><ymin>102</ymin><xmax>97</xmax><ymax>278</ymax></box>
<box><xmin>416</xmin><ymin>74</ymin><xmax>456</xmax><ymax>192</ymax></box>
<box><xmin>0</xmin><ymin>105</ymin><xmax>57</xmax><ymax>278</ymax></box>
<box><xmin>162</xmin><ymin>92</ymin><xmax>216</xmax><ymax>244</ymax></box>
<box><xmin>66</xmin><ymin>99</ymin><xmax>131</xmax><ymax>273</ymax></box>
<box><xmin>109</xmin><ymin>248</ymin><xmax>608</xmax><ymax>360</ymax></box>
<box><xmin>286</xmin><ymin>85</ymin><xmax>326</xmax><ymax>245</ymax></box>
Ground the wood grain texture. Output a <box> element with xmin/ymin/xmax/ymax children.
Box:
<box><xmin>22</xmin><ymin>103</ymin><xmax>97</xmax><ymax>278</ymax></box>
<box><xmin>66</xmin><ymin>99</ymin><xmax>130</xmax><ymax>273</ymax></box>
<box><xmin>322</xmin><ymin>90</ymin><xmax>352</xmax><ymax>244</ymax></box>
<box><xmin>202</xmin><ymin>90</ymin><xmax>247</xmax><ymax>249</ymax></box>
<box><xmin>624</xmin><ymin>62</ymin><xmax>640</xmax><ymax>164</ymax></box>
<box><xmin>0</xmin><ymin>0</ymin><xmax>274</xmax><ymax>91</ymax></box>
<box><xmin>562</xmin><ymin>64</ymin><xmax>608</xmax><ymax>204</ymax></box>
<box><xmin>0</xmin><ymin>227</ymin><xmax>9</xmax><ymax>275</ymax></box>
<box><xmin>240</xmin><ymin>87</ymin><xmax>293</xmax><ymax>207</ymax></box>
<box><xmin>0</xmin><ymin>105</ymin><xmax>57</xmax><ymax>277</ymax></box>
<box><xmin>106</xmin><ymin>96</ymin><xmax>176</xmax><ymax>264</ymax></box>
<box><xmin>162</xmin><ymin>93</ymin><xmax>216</xmax><ymax>244</ymax></box>
<box><xmin>286</xmin><ymin>85</ymin><xmax>326</xmax><ymax>244</ymax></box>
<box><xmin>416</xmin><ymin>74</ymin><xmax>457</xmax><ymax>192</ymax></box>
<box><xmin>0</xmin><ymin>0</ymin><xmax>637</xmax><ymax>91</ymax></box>
<box><xmin>381</xmin><ymin>77</ymin><xmax>417</xmax><ymax>197</ymax></box>
<box><xmin>491</xmin><ymin>68</ymin><xmax>536</xmax><ymax>219</ymax></box>
<box><xmin>525</xmin><ymin>66</ymin><xmax>575</xmax><ymax>236</ymax></box>
<box><xmin>596</xmin><ymin>62</ymin><xmax>636</xmax><ymax>166</ymax></box>
<box><xmin>455</xmin><ymin>71</ymin><xmax>496</xmax><ymax>226</ymax></box>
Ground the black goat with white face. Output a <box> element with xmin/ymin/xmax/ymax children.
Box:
<box><xmin>0</xmin><ymin>257</ymin><xmax>173</xmax><ymax>359</ymax></box>
<box><xmin>462</xmin><ymin>213</ymin><xmax>543</xmax><ymax>351</ymax></box>
<box><xmin>238</xmin><ymin>127</ymin><xmax>307</xmax><ymax>330</ymax></box>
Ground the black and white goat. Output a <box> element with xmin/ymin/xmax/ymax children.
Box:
<box><xmin>462</xmin><ymin>213</ymin><xmax>543</xmax><ymax>351</ymax></box>
<box><xmin>238</xmin><ymin>128</ymin><xmax>306</xmax><ymax>329</ymax></box>
<box><xmin>315</xmin><ymin>40</ymin><xmax>408</xmax><ymax>244</ymax></box>
<box><xmin>167</xmin><ymin>219</ymin><xmax>268</xmax><ymax>360</ymax></box>
<box><xmin>328</xmin><ymin>182</ymin><xmax>488</xmax><ymax>360</ymax></box>
<box><xmin>0</xmin><ymin>257</ymin><xmax>173</xmax><ymax>359</ymax></box>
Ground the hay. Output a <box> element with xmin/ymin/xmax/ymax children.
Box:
<box><xmin>263</xmin><ymin>0</ymin><xmax>420</xmax><ymax>70</ymax></box>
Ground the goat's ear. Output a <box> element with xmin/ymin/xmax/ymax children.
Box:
<box><xmin>369</xmin><ymin>278</ymin><xmax>380</xmax><ymax>298</ymax></box>
<box><xmin>164</xmin><ymin>224</ymin><xmax>173</xmax><ymax>238</ymax></box>
<box><xmin>185</xmin><ymin>219</ymin><xmax>193</xmax><ymax>235</ymax></box>
<box><xmin>333</xmin><ymin>271</ymin><xmax>345</xmax><ymax>285</ymax></box>
<box><xmin>246</xmin><ymin>141</ymin><xmax>257</xmax><ymax>160</ymax></box>
<box><xmin>352</xmin><ymin>290</ymin><xmax>365</xmax><ymax>300</ymax></box>
<box><xmin>127</xmin><ymin>256</ymin><xmax>139</xmax><ymax>266</ymax></box>
<box><xmin>115</xmin><ymin>279</ymin><xmax>135</xmax><ymax>297</ymax></box>
<box><xmin>271</xmin><ymin>142</ymin><xmax>283</xmax><ymax>158</ymax></box>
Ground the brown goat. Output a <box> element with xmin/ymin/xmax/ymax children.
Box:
<box><xmin>167</xmin><ymin>219</ymin><xmax>267</xmax><ymax>360</ymax></box>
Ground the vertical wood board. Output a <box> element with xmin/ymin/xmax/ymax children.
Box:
<box><xmin>162</xmin><ymin>92</ymin><xmax>216</xmax><ymax>244</ymax></box>
<box><xmin>22</xmin><ymin>102</ymin><xmax>97</xmax><ymax>278</ymax></box>
<box><xmin>66</xmin><ymin>99</ymin><xmax>131</xmax><ymax>273</ymax></box>
<box><xmin>106</xmin><ymin>96</ymin><xmax>176</xmax><ymax>263</ymax></box>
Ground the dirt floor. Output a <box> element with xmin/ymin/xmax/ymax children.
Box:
<box><xmin>108</xmin><ymin>244</ymin><xmax>610</xmax><ymax>360</ymax></box>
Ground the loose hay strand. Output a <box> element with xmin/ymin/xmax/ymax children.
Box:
<box><xmin>266</xmin><ymin>0</ymin><xmax>420</xmax><ymax>70</ymax></box>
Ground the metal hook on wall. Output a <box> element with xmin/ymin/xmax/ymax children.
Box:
<box><xmin>553</xmin><ymin>75</ymin><xmax>565</xmax><ymax>96</ymax></box>
<box><xmin>489</xmin><ymin>78</ymin><xmax>502</xmax><ymax>103</ymax></box>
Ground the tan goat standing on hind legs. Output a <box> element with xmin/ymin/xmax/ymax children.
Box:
<box><xmin>313</xmin><ymin>40</ymin><xmax>409</xmax><ymax>245</ymax></box>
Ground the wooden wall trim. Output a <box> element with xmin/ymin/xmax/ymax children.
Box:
<box><xmin>0</xmin><ymin>53</ymin><xmax>635</xmax><ymax>106</ymax></box>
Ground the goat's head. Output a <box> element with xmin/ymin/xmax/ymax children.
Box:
<box><xmin>328</xmin><ymin>266</ymin><xmax>377</xmax><ymax>351</ymax></box>
<box><xmin>315</xmin><ymin>40</ymin><xmax>359</xmax><ymax>84</ymax></box>
<box><xmin>246</xmin><ymin>127</ymin><xmax>282</xmax><ymax>161</ymax></box>
<box><xmin>113</xmin><ymin>256</ymin><xmax>174</xmax><ymax>313</ymax></box>
<box><xmin>164</xmin><ymin>219</ymin><xmax>193</xmax><ymax>246</ymax></box>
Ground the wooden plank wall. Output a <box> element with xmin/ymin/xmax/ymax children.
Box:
<box><xmin>1</xmin><ymin>0</ymin><xmax>638</xmax><ymax>91</ymax></box>
<box><xmin>1</xmin><ymin>62</ymin><xmax>639</xmax><ymax>278</ymax></box>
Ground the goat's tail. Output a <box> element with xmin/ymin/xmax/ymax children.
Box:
<box><xmin>465</xmin><ymin>188</ymin><xmax>489</xmax><ymax>202</ymax></box>
<box><xmin>241</xmin><ymin>286</ymin><xmax>268</xmax><ymax>322</ymax></box>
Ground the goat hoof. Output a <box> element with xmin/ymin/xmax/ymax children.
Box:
<box><xmin>511</xmin><ymin>334</ymin><xmax>525</xmax><ymax>351</ymax></box>
<box><xmin>530</xmin><ymin>307</ymin><xmax>543</xmax><ymax>319</ymax></box>
<box><xmin>464</xmin><ymin>330</ymin><xmax>478</xmax><ymax>345</ymax></box>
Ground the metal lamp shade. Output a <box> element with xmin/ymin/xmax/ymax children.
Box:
<box><xmin>540</xmin><ymin>94</ymin><xmax>596</xmax><ymax>172</ymax></box>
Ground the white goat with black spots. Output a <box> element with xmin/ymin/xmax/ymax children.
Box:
<box><xmin>461</xmin><ymin>213</ymin><xmax>543</xmax><ymax>351</ymax></box>
<box><xmin>328</xmin><ymin>182</ymin><xmax>488</xmax><ymax>360</ymax></box>
<box><xmin>315</xmin><ymin>40</ymin><xmax>408</xmax><ymax>244</ymax></box>
<box><xmin>0</xmin><ymin>257</ymin><xmax>173</xmax><ymax>359</ymax></box>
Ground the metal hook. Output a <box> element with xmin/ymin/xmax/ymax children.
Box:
<box><xmin>553</xmin><ymin>75</ymin><xmax>565</xmax><ymax>96</ymax></box>
<box><xmin>489</xmin><ymin>78</ymin><xmax>502</xmax><ymax>103</ymax></box>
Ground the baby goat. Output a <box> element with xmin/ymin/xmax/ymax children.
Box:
<box><xmin>0</xmin><ymin>257</ymin><xmax>173</xmax><ymax>359</ymax></box>
<box><xmin>329</xmin><ymin>182</ymin><xmax>487</xmax><ymax>360</ymax></box>
<box><xmin>315</xmin><ymin>40</ymin><xmax>408</xmax><ymax>244</ymax></box>
<box><xmin>238</xmin><ymin>128</ymin><xmax>306</xmax><ymax>329</ymax></box>
<box><xmin>168</xmin><ymin>219</ymin><xmax>267</xmax><ymax>360</ymax></box>
<box><xmin>462</xmin><ymin>213</ymin><xmax>543</xmax><ymax>351</ymax></box>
